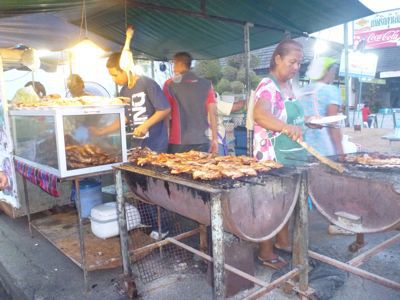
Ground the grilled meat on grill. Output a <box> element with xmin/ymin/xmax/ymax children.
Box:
<box><xmin>130</xmin><ymin>149</ymin><xmax>282</xmax><ymax>180</ymax></box>
<box><xmin>345</xmin><ymin>153</ymin><xmax>400</xmax><ymax>166</ymax></box>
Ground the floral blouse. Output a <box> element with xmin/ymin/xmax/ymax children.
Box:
<box><xmin>253</xmin><ymin>77</ymin><xmax>287</xmax><ymax>161</ymax></box>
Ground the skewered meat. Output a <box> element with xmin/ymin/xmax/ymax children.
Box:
<box><xmin>130</xmin><ymin>149</ymin><xmax>282</xmax><ymax>180</ymax></box>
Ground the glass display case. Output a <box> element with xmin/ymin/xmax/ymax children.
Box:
<box><xmin>10</xmin><ymin>106</ymin><xmax>127</xmax><ymax>178</ymax></box>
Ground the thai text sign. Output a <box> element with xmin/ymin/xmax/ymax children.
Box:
<box><xmin>339</xmin><ymin>50</ymin><xmax>378</xmax><ymax>79</ymax></box>
<box><xmin>354</xmin><ymin>9</ymin><xmax>400</xmax><ymax>49</ymax></box>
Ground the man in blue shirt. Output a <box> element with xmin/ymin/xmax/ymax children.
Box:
<box><xmin>102</xmin><ymin>52</ymin><xmax>171</xmax><ymax>239</ymax></box>
<box><xmin>105</xmin><ymin>52</ymin><xmax>171</xmax><ymax>152</ymax></box>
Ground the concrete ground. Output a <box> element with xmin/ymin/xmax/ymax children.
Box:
<box><xmin>1</xmin><ymin>208</ymin><xmax>399</xmax><ymax>300</ymax></box>
<box><xmin>0</xmin><ymin>120</ymin><xmax>400</xmax><ymax>299</ymax></box>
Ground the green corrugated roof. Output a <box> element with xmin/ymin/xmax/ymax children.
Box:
<box><xmin>0</xmin><ymin>0</ymin><xmax>373</xmax><ymax>59</ymax></box>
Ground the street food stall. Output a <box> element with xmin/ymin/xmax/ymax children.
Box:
<box><xmin>0</xmin><ymin>0</ymin><xmax>378</xmax><ymax>298</ymax></box>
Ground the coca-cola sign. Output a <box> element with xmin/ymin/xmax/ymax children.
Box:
<box><xmin>354</xmin><ymin>9</ymin><xmax>400</xmax><ymax>49</ymax></box>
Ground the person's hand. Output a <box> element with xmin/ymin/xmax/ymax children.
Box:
<box><xmin>305</xmin><ymin>116</ymin><xmax>323</xmax><ymax>129</ymax></box>
<box><xmin>232</xmin><ymin>100</ymin><xmax>246</xmax><ymax>112</ymax></box>
<box><xmin>0</xmin><ymin>172</ymin><xmax>8</xmax><ymax>190</ymax></box>
<box><xmin>89</xmin><ymin>126</ymin><xmax>103</xmax><ymax>136</ymax></box>
<box><xmin>133</xmin><ymin>124</ymin><xmax>149</xmax><ymax>137</ymax></box>
<box><xmin>282</xmin><ymin>124</ymin><xmax>303</xmax><ymax>142</ymax></box>
<box><xmin>306</xmin><ymin>123</ymin><xmax>323</xmax><ymax>129</ymax></box>
<box><xmin>209</xmin><ymin>139</ymin><xmax>219</xmax><ymax>154</ymax></box>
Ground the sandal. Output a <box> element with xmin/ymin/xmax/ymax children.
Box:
<box><xmin>258</xmin><ymin>256</ymin><xmax>288</xmax><ymax>270</ymax></box>
<box><xmin>274</xmin><ymin>244</ymin><xmax>292</xmax><ymax>254</ymax></box>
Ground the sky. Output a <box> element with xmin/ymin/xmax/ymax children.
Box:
<box><xmin>359</xmin><ymin>0</ymin><xmax>400</xmax><ymax>13</ymax></box>
<box><xmin>311</xmin><ymin>1</ymin><xmax>400</xmax><ymax>44</ymax></box>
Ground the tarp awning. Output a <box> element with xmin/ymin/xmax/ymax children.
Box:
<box><xmin>0</xmin><ymin>0</ymin><xmax>373</xmax><ymax>59</ymax></box>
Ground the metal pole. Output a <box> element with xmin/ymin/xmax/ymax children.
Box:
<box><xmin>244</xmin><ymin>269</ymin><xmax>300</xmax><ymax>300</ymax></box>
<box><xmin>244</xmin><ymin>22</ymin><xmax>254</xmax><ymax>157</ymax></box>
<box><xmin>199</xmin><ymin>224</ymin><xmax>208</xmax><ymax>254</ymax></box>
<box><xmin>353</xmin><ymin>79</ymin><xmax>362</xmax><ymax>126</ymax></box>
<box><xmin>74</xmin><ymin>179</ymin><xmax>89</xmax><ymax>291</ymax></box>
<box><xmin>309</xmin><ymin>250</ymin><xmax>400</xmax><ymax>290</ymax></box>
<box><xmin>22</xmin><ymin>177</ymin><xmax>32</xmax><ymax>237</ymax></box>
<box><xmin>151</xmin><ymin>60</ymin><xmax>155</xmax><ymax>79</ymax></box>
<box><xmin>210</xmin><ymin>193</ymin><xmax>224</xmax><ymax>299</ymax></box>
<box><xmin>344</xmin><ymin>22</ymin><xmax>350</xmax><ymax>127</ymax></box>
<box><xmin>292</xmin><ymin>171</ymin><xmax>309</xmax><ymax>292</ymax></box>
<box><xmin>115</xmin><ymin>169</ymin><xmax>132</xmax><ymax>277</ymax></box>
<box><xmin>68</xmin><ymin>51</ymin><xmax>73</xmax><ymax>75</ymax></box>
<box><xmin>167</xmin><ymin>237</ymin><xmax>301</xmax><ymax>297</ymax></box>
<box><xmin>157</xmin><ymin>205</ymin><xmax>164</xmax><ymax>257</ymax></box>
<box><xmin>348</xmin><ymin>233</ymin><xmax>400</xmax><ymax>268</ymax></box>
<box><xmin>244</xmin><ymin>22</ymin><xmax>252</xmax><ymax>100</ymax></box>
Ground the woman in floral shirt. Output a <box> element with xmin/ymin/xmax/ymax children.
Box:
<box><xmin>253</xmin><ymin>39</ymin><xmax>306</xmax><ymax>269</ymax></box>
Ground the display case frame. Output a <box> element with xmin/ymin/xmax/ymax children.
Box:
<box><xmin>10</xmin><ymin>105</ymin><xmax>127</xmax><ymax>178</ymax></box>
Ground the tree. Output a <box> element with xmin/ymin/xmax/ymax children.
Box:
<box><xmin>216</xmin><ymin>78</ymin><xmax>230</xmax><ymax>94</ymax></box>
<box><xmin>193</xmin><ymin>60</ymin><xmax>221</xmax><ymax>86</ymax></box>
<box><xmin>230</xmin><ymin>81</ymin><xmax>245</xmax><ymax>94</ymax></box>
<box><xmin>227</xmin><ymin>54</ymin><xmax>260</xmax><ymax>69</ymax></box>
<box><xmin>361</xmin><ymin>81</ymin><xmax>385</xmax><ymax>113</ymax></box>
<box><xmin>194</xmin><ymin>53</ymin><xmax>261</xmax><ymax>94</ymax></box>
<box><xmin>221</xmin><ymin>65</ymin><xmax>237</xmax><ymax>81</ymax></box>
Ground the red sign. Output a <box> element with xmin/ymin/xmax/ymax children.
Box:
<box><xmin>354</xmin><ymin>9</ymin><xmax>400</xmax><ymax>49</ymax></box>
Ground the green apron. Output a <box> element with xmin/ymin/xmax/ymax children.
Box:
<box><xmin>268</xmin><ymin>76</ymin><xmax>307</xmax><ymax>165</ymax></box>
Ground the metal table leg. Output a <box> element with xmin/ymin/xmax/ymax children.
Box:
<box><xmin>210</xmin><ymin>193</ymin><xmax>224</xmax><ymax>299</ymax></box>
<box><xmin>22</xmin><ymin>177</ymin><xmax>32</xmax><ymax>237</ymax></box>
<box><xmin>293</xmin><ymin>171</ymin><xmax>309</xmax><ymax>293</ymax></box>
<box><xmin>115</xmin><ymin>170</ymin><xmax>137</xmax><ymax>298</ymax></box>
<box><xmin>74</xmin><ymin>179</ymin><xmax>89</xmax><ymax>292</ymax></box>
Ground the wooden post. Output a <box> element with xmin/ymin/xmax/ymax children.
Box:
<box><xmin>292</xmin><ymin>171</ymin><xmax>309</xmax><ymax>293</ymax></box>
<box><xmin>210</xmin><ymin>193</ymin><xmax>224</xmax><ymax>299</ymax></box>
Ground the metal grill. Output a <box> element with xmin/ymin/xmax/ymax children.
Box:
<box><xmin>126</xmin><ymin>197</ymin><xmax>199</xmax><ymax>283</ymax></box>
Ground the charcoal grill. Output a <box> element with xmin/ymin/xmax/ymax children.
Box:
<box><xmin>307</xmin><ymin>154</ymin><xmax>400</xmax><ymax>291</ymax></box>
<box><xmin>309</xmin><ymin>162</ymin><xmax>400</xmax><ymax>233</ymax></box>
<box><xmin>121</xmin><ymin>164</ymin><xmax>301</xmax><ymax>242</ymax></box>
<box><xmin>114</xmin><ymin>163</ymin><xmax>311</xmax><ymax>299</ymax></box>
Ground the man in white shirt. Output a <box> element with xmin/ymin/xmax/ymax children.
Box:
<box><xmin>210</xmin><ymin>93</ymin><xmax>245</xmax><ymax>155</ymax></box>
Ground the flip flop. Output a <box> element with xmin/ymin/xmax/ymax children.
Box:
<box><xmin>274</xmin><ymin>244</ymin><xmax>292</xmax><ymax>254</ymax></box>
<box><xmin>258</xmin><ymin>256</ymin><xmax>288</xmax><ymax>270</ymax></box>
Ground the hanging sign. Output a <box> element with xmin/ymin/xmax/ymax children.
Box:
<box><xmin>354</xmin><ymin>9</ymin><xmax>400</xmax><ymax>49</ymax></box>
<box><xmin>339</xmin><ymin>50</ymin><xmax>378</xmax><ymax>79</ymax></box>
